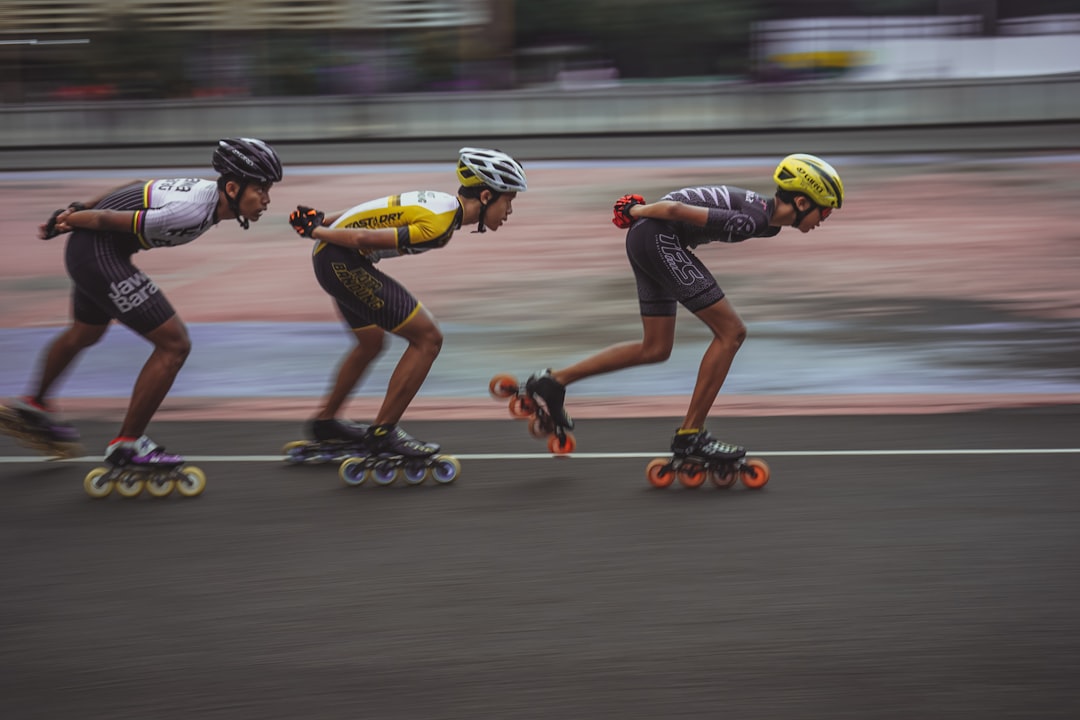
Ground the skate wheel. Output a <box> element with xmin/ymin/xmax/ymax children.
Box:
<box><xmin>83</xmin><ymin>467</ymin><xmax>114</xmax><ymax>499</ymax></box>
<box><xmin>402</xmin><ymin>460</ymin><xmax>429</xmax><ymax>486</ymax></box>
<box><xmin>430</xmin><ymin>455</ymin><xmax>461</xmax><ymax>484</ymax></box>
<box><xmin>547</xmin><ymin>431</ymin><xmax>576</xmax><ymax>455</ymax></box>
<box><xmin>114</xmin><ymin>471</ymin><xmax>145</xmax><ymax>498</ymax></box>
<box><xmin>645</xmin><ymin>458</ymin><xmax>675</xmax><ymax>489</ymax></box>
<box><xmin>371</xmin><ymin>460</ymin><xmax>399</xmax><ymax>486</ymax></box>
<box><xmin>740</xmin><ymin>458</ymin><xmax>770</xmax><ymax>489</ymax></box>
<box><xmin>281</xmin><ymin>440</ymin><xmax>309</xmax><ymax>464</ymax></box>
<box><xmin>528</xmin><ymin>415</ymin><xmax>550</xmax><ymax>439</ymax></box>
<box><xmin>678</xmin><ymin>464</ymin><xmax>707</xmax><ymax>489</ymax></box>
<box><xmin>709</xmin><ymin>468</ymin><xmax>738</xmax><ymax>489</ymax></box>
<box><xmin>339</xmin><ymin>457</ymin><xmax>368</xmax><ymax>486</ymax></box>
<box><xmin>175</xmin><ymin>466</ymin><xmax>207</xmax><ymax>498</ymax></box>
<box><xmin>145</xmin><ymin>476</ymin><xmax>176</xmax><ymax>497</ymax></box>
<box><xmin>489</xmin><ymin>373</ymin><xmax>519</xmax><ymax>399</ymax></box>
<box><xmin>508</xmin><ymin>394</ymin><xmax>536</xmax><ymax>418</ymax></box>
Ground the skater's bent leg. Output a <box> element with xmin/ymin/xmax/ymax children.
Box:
<box><xmin>30</xmin><ymin>321</ymin><xmax>109</xmax><ymax>402</ymax></box>
<box><xmin>553</xmin><ymin>315</ymin><xmax>676</xmax><ymax>386</ymax></box>
<box><xmin>373</xmin><ymin>307</ymin><xmax>443</xmax><ymax>426</ymax></box>
<box><xmin>682</xmin><ymin>298</ymin><xmax>746</xmax><ymax>430</ymax></box>
<box><xmin>118</xmin><ymin>315</ymin><xmax>191</xmax><ymax>438</ymax></box>
<box><xmin>317</xmin><ymin>325</ymin><xmax>386</xmax><ymax>420</ymax></box>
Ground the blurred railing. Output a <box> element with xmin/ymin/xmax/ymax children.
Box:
<box><xmin>1</xmin><ymin>74</ymin><xmax>1078</xmax><ymax>150</ymax></box>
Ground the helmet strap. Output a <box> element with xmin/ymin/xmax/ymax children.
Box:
<box><xmin>473</xmin><ymin>200</ymin><xmax>488</xmax><ymax>233</ymax></box>
<box><xmin>227</xmin><ymin>179</ymin><xmax>250</xmax><ymax>230</ymax></box>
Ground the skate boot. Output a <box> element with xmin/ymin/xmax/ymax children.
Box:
<box><xmin>670</xmin><ymin>429</ymin><xmax>745</xmax><ymax>463</ymax></box>
<box><xmin>283</xmin><ymin>419</ymin><xmax>371</xmax><ymax>465</ymax></box>
<box><xmin>524</xmin><ymin>369</ymin><xmax>575</xmax><ymax>431</ymax></box>
<box><xmin>491</xmin><ymin>369</ymin><xmax>576</xmax><ymax>454</ymax></box>
<box><xmin>645</xmin><ymin>428</ymin><xmax>769</xmax><ymax>490</ymax></box>
<box><xmin>0</xmin><ymin>397</ymin><xmax>82</xmax><ymax>458</ymax></box>
<box><xmin>338</xmin><ymin>424</ymin><xmax>460</xmax><ymax>488</ymax></box>
<box><xmin>83</xmin><ymin>435</ymin><xmax>206</xmax><ymax>499</ymax></box>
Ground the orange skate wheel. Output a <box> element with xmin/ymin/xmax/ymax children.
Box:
<box><xmin>645</xmin><ymin>458</ymin><xmax>675</xmax><ymax>488</ymax></box>
<box><xmin>678</xmin><ymin>465</ymin><xmax>707</xmax><ymax>489</ymax></box>
<box><xmin>740</xmin><ymin>457</ymin><xmax>771</xmax><ymax>489</ymax></box>
<box><xmin>710</xmin><ymin>468</ymin><xmax>738</xmax><ymax>489</ymax></box>
<box><xmin>528</xmin><ymin>416</ymin><xmax>549</xmax><ymax>439</ymax></box>
<box><xmin>548</xmin><ymin>431</ymin><xmax>576</xmax><ymax>455</ymax></box>
<box><xmin>509</xmin><ymin>394</ymin><xmax>536</xmax><ymax>418</ymax></box>
<box><xmin>489</xmin><ymin>373</ymin><xmax>518</xmax><ymax>399</ymax></box>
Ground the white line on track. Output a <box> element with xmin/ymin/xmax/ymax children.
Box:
<box><xmin>2</xmin><ymin>448</ymin><xmax>1080</xmax><ymax>464</ymax></box>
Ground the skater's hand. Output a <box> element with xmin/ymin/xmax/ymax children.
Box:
<box><xmin>612</xmin><ymin>194</ymin><xmax>645</xmax><ymax>229</ymax></box>
<box><xmin>289</xmin><ymin>206</ymin><xmax>325</xmax><ymax>239</ymax></box>
<box><xmin>39</xmin><ymin>202</ymin><xmax>86</xmax><ymax>240</ymax></box>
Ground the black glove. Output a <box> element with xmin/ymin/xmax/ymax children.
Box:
<box><xmin>289</xmin><ymin>206</ymin><xmax>324</xmax><ymax>238</ymax></box>
<box><xmin>41</xmin><ymin>202</ymin><xmax>87</xmax><ymax>240</ymax></box>
<box><xmin>612</xmin><ymin>194</ymin><xmax>645</xmax><ymax>229</ymax></box>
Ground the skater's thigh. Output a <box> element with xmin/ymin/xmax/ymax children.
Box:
<box><xmin>625</xmin><ymin>220</ymin><xmax>723</xmax><ymax>315</ymax></box>
<box><xmin>142</xmin><ymin>315</ymin><xmax>190</xmax><ymax>352</ymax></box>
<box><xmin>65</xmin><ymin>232</ymin><xmax>176</xmax><ymax>335</ymax></box>
<box><xmin>314</xmin><ymin>248</ymin><xmax>420</xmax><ymax>332</ymax></box>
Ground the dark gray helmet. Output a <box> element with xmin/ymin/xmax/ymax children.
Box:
<box><xmin>212</xmin><ymin>137</ymin><xmax>283</xmax><ymax>183</ymax></box>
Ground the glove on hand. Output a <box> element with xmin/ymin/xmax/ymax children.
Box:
<box><xmin>612</xmin><ymin>193</ymin><xmax>645</xmax><ymax>229</ymax></box>
<box><xmin>41</xmin><ymin>202</ymin><xmax>88</xmax><ymax>240</ymax></box>
<box><xmin>289</xmin><ymin>206</ymin><xmax>324</xmax><ymax>238</ymax></box>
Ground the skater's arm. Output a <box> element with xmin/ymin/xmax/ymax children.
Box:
<box><xmin>39</xmin><ymin>181</ymin><xmax>144</xmax><ymax>239</ymax></box>
<box><xmin>39</xmin><ymin>207</ymin><xmax>138</xmax><ymax>239</ymax></box>
<box><xmin>628</xmin><ymin>200</ymin><xmax>709</xmax><ymax>226</ymax></box>
<box><xmin>309</xmin><ymin>225</ymin><xmax>399</xmax><ymax>252</ymax></box>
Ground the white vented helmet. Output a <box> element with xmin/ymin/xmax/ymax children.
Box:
<box><xmin>456</xmin><ymin>147</ymin><xmax>528</xmax><ymax>193</ymax></box>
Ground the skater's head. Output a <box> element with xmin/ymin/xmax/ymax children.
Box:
<box><xmin>456</xmin><ymin>147</ymin><xmax>527</xmax><ymax>233</ymax></box>
<box><xmin>212</xmin><ymin>137</ymin><xmax>283</xmax><ymax>229</ymax></box>
<box><xmin>773</xmin><ymin>153</ymin><xmax>843</xmax><ymax>233</ymax></box>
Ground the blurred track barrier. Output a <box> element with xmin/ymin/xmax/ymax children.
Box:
<box><xmin>1</xmin><ymin>75</ymin><xmax>1078</xmax><ymax>154</ymax></box>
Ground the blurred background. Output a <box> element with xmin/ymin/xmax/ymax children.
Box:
<box><xmin>0</xmin><ymin>0</ymin><xmax>1078</xmax><ymax>154</ymax></box>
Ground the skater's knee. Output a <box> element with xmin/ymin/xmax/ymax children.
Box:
<box><xmin>66</xmin><ymin>322</ymin><xmax>108</xmax><ymax>350</ymax></box>
<box><xmin>639</xmin><ymin>342</ymin><xmax>673</xmax><ymax>364</ymax></box>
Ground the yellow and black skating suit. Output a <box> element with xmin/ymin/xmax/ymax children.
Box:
<box><xmin>312</xmin><ymin>190</ymin><xmax>463</xmax><ymax>332</ymax></box>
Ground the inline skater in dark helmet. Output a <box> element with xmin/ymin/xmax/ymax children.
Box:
<box><xmin>1</xmin><ymin>138</ymin><xmax>282</xmax><ymax>474</ymax></box>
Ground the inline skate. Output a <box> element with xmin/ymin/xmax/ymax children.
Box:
<box><xmin>338</xmin><ymin>424</ymin><xmax>460</xmax><ymax>488</ymax></box>
<box><xmin>83</xmin><ymin>436</ymin><xmax>206</xmax><ymax>499</ymax></box>
<box><xmin>0</xmin><ymin>398</ymin><xmax>83</xmax><ymax>459</ymax></box>
<box><xmin>645</xmin><ymin>429</ymin><xmax>770</xmax><ymax>490</ymax></box>
<box><xmin>488</xmin><ymin>369</ymin><xmax>577</xmax><ymax>454</ymax></box>
<box><xmin>282</xmin><ymin>419</ymin><xmax>370</xmax><ymax>465</ymax></box>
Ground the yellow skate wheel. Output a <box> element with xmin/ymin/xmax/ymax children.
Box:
<box><xmin>114</xmin><ymin>471</ymin><xmax>145</xmax><ymax>498</ymax></box>
<box><xmin>430</xmin><ymin>455</ymin><xmax>461</xmax><ymax>484</ymax></box>
<box><xmin>175</xmin><ymin>466</ymin><xmax>207</xmax><ymax>498</ymax></box>
<box><xmin>339</xmin><ymin>457</ymin><xmax>368</xmax><ymax>487</ymax></box>
<box><xmin>83</xmin><ymin>467</ymin><xmax>114</xmax><ymax>499</ymax></box>
<box><xmin>145</xmin><ymin>475</ymin><xmax>176</xmax><ymax>497</ymax></box>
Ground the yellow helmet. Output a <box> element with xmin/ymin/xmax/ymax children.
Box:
<box><xmin>774</xmin><ymin>153</ymin><xmax>844</xmax><ymax>209</ymax></box>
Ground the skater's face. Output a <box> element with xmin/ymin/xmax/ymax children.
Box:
<box><xmin>224</xmin><ymin>180</ymin><xmax>273</xmax><ymax>223</ymax></box>
<box><xmin>483</xmin><ymin>192</ymin><xmax>516</xmax><ymax>232</ymax></box>
<box><xmin>238</xmin><ymin>182</ymin><xmax>273</xmax><ymax>223</ymax></box>
<box><xmin>795</xmin><ymin>196</ymin><xmax>833</xmax><ymax>234</ymax></box>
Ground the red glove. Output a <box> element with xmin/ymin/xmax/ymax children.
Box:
<box><xmin>612</xmin><ymin>194</ymin><xmax>645</xmax><ymax>229</ymax></box>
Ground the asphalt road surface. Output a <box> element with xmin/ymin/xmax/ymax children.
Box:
<box><xmin>2</xmin><ymin>408</ymin><xmax>1078</xmax><ymax>719</ymax></box>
